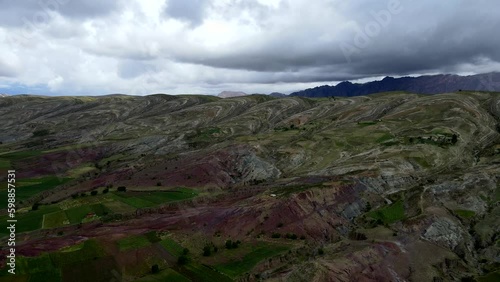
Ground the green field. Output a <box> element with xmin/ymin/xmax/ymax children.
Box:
<box><xmin>65</xmin><ymin>204</ymin><xmax>110</xmax><ymax>224</ymax></box>
<box><xmin>43</xmin><ymin>210</ymin><xmax>69</xmax><ymax>228</ymax></box>
<box><xmin>477</xmin><ymin>271</ymin><xmax>500</xmax><ymax>282</ymax></box>
<box><xmin>159</xmin><ymin>238</ymin><xmax>185</xmax><ymax>257</ymax></box>
<box><xmin>0</xmin><ymin>159</ymin><xmax>10</xmax><ymax>169</ymax></box>
<box><xmin>50</xmin><ymin>240</ymin><xmax>106</xmax><ymax>267</ymax></box>
<box><xmin>0</xmin><ymin>176</ymin><xmax>72</xmax><ymax>209</ymax></box>
<box><xmin>117</xmin><ymin>235</ymin><xmax>152</xmax><ymax>251</ymax></box>
<box><xmin>0</xmin><ymin>206</ymin><xmax>61</xmax><ymax>236</ymax></box>
<box><xmin>103</xmin><ymin>199</ymin><xmax>136</xmax><ymax>213</ymax></box>
<box><xmin>214</xmin><ymin>244</ymin><xmax>290</xmax><ymax>278</ymax></box>
<box><xmin>0</xmin><ymin>150</ymin><xmax>42</xmax><ymax>160</ymax></box>
<box><xmin>367</xmin><ymin>200</ymin><xmax>406</xmax><ymax>225</ymax></box>
<box><xmin>183</xmin><ymin>263</ymin><xmax>233</xmax><ymax>282</ymax></box>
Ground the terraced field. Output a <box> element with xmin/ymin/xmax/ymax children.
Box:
<box><xmin>0</xmin><ymin>92</ymin><xmax>498</xmax><ymax>281</ymax></box>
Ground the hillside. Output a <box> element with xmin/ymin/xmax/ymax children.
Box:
<box><xmin>0</xmin><ymin>92</ymin><xmax>499</xmax><ymax>281</ymax></box>
<box><xmin>290</xmin><ymin>72</ymin><xmax>500</xmax><ymax>97</ymax></box>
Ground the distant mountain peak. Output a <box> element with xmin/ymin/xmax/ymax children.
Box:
<box><xmin>290</xmin><ymin>72</ymin><xmax>500</xmax><ymax>98</ymax></box>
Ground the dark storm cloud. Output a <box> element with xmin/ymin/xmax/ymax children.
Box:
<box><xmin>163</xmin><ymin>0</ymin><xmax>209</xmax><ymax>26</ymax></box>
<box><xmin>169</xmin><ymin>0</ymin><xmax>500</xmax><ymax>81</ymax></box>
<box><xmin>1</xmin><ymin>0</ymin><xmax>499</xmax><ymax>95</ymax></box>
<box><xmin>0</xmin><ymin>0</ymin><xmax>124</xmax><ymax>27</ymax></box>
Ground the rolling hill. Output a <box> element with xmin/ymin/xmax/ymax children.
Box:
<box><xmin>0</xmin><ymin>91</ymin><xmax>499</xmax><ymax>281</ymax></box>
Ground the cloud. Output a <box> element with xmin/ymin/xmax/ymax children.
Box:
<box><xmin>163</xmin><ymin>0</ymin><xmax>209</xmax><ymax>26</ymax></box>
<box><xmin>0</xmin><ymin>0</ymin><xmax>499</xmax><ymax>95</ymax></box>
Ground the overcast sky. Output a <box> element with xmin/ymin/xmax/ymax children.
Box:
<box><xmin>0</xmin><ymin>0</ymin><xmax>499</xmax><ymax>96</ymax></box>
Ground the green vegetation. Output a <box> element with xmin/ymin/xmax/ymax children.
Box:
<box><xmin>477</xmin><ymin>271</ymin><xmax>500</xmax><ymax>282</ymax></box>
<box><xmin>50</xmin><ymin>240</ymin><xmax>105</xmax><ymax>267</ymax></box>
<box><xmin>0</xmin><ymin>150</ymin><xmax>42</xmax><ymax>160</ymax></box>
<box><xmin>367</xmin><ymin>201</ymin><xmax>405</xmax><ymax>225</ymax></box>
<box><xmin>117</xmin><ymin>235</ymin><xmax>152</xmax><ymax>251</ymax></box>
<box><xmin>357</xmin><ymin>121</ymin><xmax>378</xmax><ymax>126</ymax></box>
<box><xmin>214</xmin><ymin>244</ymin><xmax>289</xmax><ymax>278</ymax></box>
<box><xmin>454</xmin><ymin>209</ymin><xmax>476</xmax><ymax>218</ymax></box>
<box><xmin>183</xmin><ymin>263</ymin><xmax>233</xmax><ymax>282</ymax></box>
<box><xmin>0</xmin><ymin>206</ymin><xmax>61</xmax><ymax>235</ymax></box>
<box><xmin>43</xmin><ymin>210</ymin><xmax>69</xmax><ymax>229</ymax></box>
<box><xmin>160</xmin><ymin>238</ymin><xmax>185</xmax><ymax>257</ymax></box>
<box><xmin>0</xmin><ymin>176</ymin><xmax>72</xmax><ymax>209</ymax></box>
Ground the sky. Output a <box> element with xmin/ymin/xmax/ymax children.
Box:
<box><xmin>0</xmin><ymin>0</ymin><xmax>499</xmax><ymax>96</ymax></box>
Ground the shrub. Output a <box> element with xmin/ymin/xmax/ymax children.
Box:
<box><xmin>271</xmin><ymin>233</ymin><xmax>281</xmax><ymax>238</ymax></box>
<box><xmin>151</xmin><ymin>264</ymin><xmax>159</xmax><ymax>274</ymax></box>
<box><xmin>90</xmin><ymin>191</ymin><xmax>98</xmax><ymax>196</ymax></box>
<box><xmin>318</xmin><ymin>248</ymin><xmax>324</xmax><ymax>255</ymax></box>
<box><xmin>32</xmin><ymin>129</ymin><xmax>50</xmax><ymax>137</ymax></box>
<box><xmin>203</xmin><ymin>245</ymin><xmax>212</xmax><ymax>256</ymax></box>
<box><xmin>177</xmin><ymin>255</ymin><xmax>189</xmax><ymax>265</ymax></box>
<box><xmin>156</xmin><ymin>182</ymin><xmax>162</xmax><ymax>186</ymax></box>
<box><xmin>225</xmin><ymin>240</ymin><xmax>233</xmax><ymax>249</ymax></box>
<box><xmin>117</xmin><ymin>186</ymin><xmax>126</xmax><ymax>192</ymax></box>
<box><xmin>103</xmin><ymin>188</ymin><xmax>109</xmax><ymax>194</ymax></box>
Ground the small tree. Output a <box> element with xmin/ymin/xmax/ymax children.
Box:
<box><xmin>203</xmin><ymin>245</ymin><xmax>212</xmax><ymax>256</ymax></box>
<box><xmin>32</xmin><ymin>203</ymin><xmax>39</xmax><ymax>210</ymax></box>
<box><xmin>117</xmin><ymin>186</ymin><xmax>127</xmax><ymax>192</ymax></box>
<box><xmin>177</xmin><ymin>255</ymin><xmax>189</xmax><ymax>265</ymax></box>
<box><xmin>90</xmin><ymin>191</ymin><xmax>98</xmax><ymax>196</ymax></box>
<box><xmin>151</xmin><ymin>264</ymin><xmax>159</xmax><ymax>274</ymax></box>
<box><xmin>225</xmin><ymin>240</ymin><xmax>233</xmax><ymax>249</ymax></box>
<box><xmin>103</xmin><ymin>188</ymin><xmax>109</xmax><ymax>194</ymax></box>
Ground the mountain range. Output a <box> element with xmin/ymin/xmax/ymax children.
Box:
<box><xmin>290</xmin><ymin>72</ymin><xmax>500</xmax><ymax>97</ymax></box>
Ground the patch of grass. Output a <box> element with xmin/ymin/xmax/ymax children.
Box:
<box><xmin>454</xmin><ymin>209</ymin><xmax>476</xmax><ymax>218</ymax></box>
<box><xmin>65</xmin><ymin>205</ymin><xmax>94</xmax><ymax>224</ymax></box>
<box><xmin>367</xmin><ymin>201</ymin><xmax>405</xmax><ymax>225</ymax></box>
<box><xmin>0</xmin><ymin>159</ymin><xmax>10</xmax><ymax>169</ymax></box>
<box><xmin>357</xmin><ymin>121</ymin><xmax>378</xmax><ymax>126</ymax></box>
<box><xmin>50</xmin><ymin>240</ymin><xmax>106</xmax><ymax>267</ymax></box>
<box><xmin>0</xmin><ymin>150</ymin><xmax>42</xmax><ymax>160</ymax></box>
<box><xmin>43</xmin><ymin>210</ymin><xmax>69</xmax><ymax>228</ymax></box>
<box><xmin>375</xmin><ymin>133</ymin><xmax>393</xmax><ymax>143</ymax></box>
<box><xmin>159</xmin><ymin>238</ymin><xmax>185</xmax><ymax>257</ymax></box>
<box><xmin>183</xmin><ymin>263</ymin><xmax>233</xmax><ymax>282</ymax></box>
<box><xmin>113</xmin><ymin>194</ymin><xmax>155</xmax><ymax>208</ymax></box>
<box><xmin>0</xmin><ymin>206</ymin><xmax>61</xmax><ymax>236</ymax></box>
<box><xmin>215</xmin><ymin>244</ymin><xmax>289</xmax><ymax>278</ymax></box>
<box><xmin>477</xmin><ymin>271</ymin><xmax>500</xmax><ymax>282</ymax></box>
<box><xmin>66</xmin><ymin>165</ymin><xmax>96</xmax><ymax>178</ymax></box>
<box><xmin>102</xmin><ymin>199</ymin><xmax>135</xmax><ymax>214</ymax></box>
<box><xmin>0</xmin><ymin>176</ymin><xmax>72</xmax><ymax>209</ymax></box>
<box><xmin>117</xmin><ymin>235</ymin><xmax>152</xmax><ymax>251</ymax></box>
<box><xmin>16</xmin><ymin>253</ymin><xmax>55</xmax><ymax>275</ymax></box>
